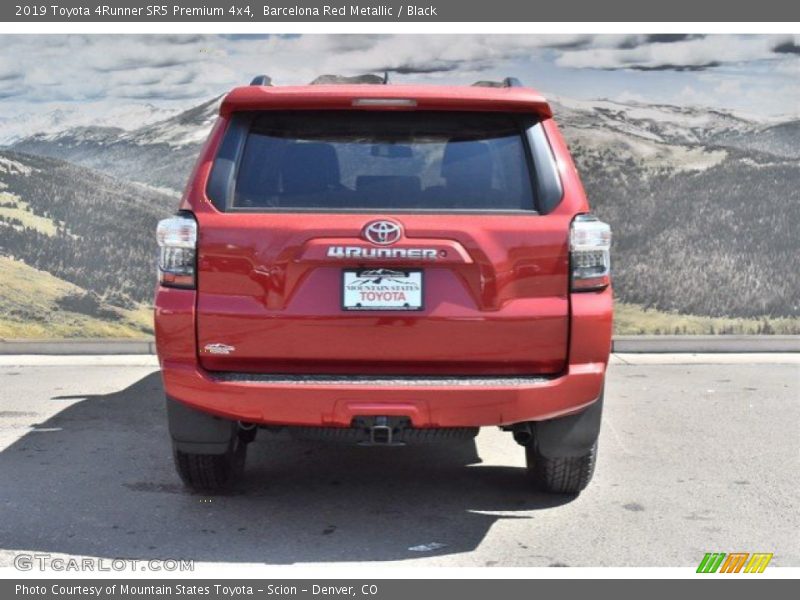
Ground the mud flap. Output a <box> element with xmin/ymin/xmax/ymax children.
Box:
<box><xmin>534</xmin><ymin>389</ymin><xmax>604</xmax><ymax>458</ymax></box>
<box><xmin>166</xmin><ymin>397</ymin><xmax>237</xmax><ymax>455</ymax></box>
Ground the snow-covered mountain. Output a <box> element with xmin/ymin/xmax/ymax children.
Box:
<box><xmin>551</xmin><ymin>96</ymin><xmax>800</xmax><ymax>163</ymax></box>
<box><xmin>0</xmin><ymin>102</ymin><xmax>181</xmax><ymax>146</ymax></box>
<box><xmin>11</xmin><ymin>94</ymin><xmax>798</xmax><ymax>194</ymax></box>
<box><xmin>8</xmin><ymin>98</ymin><xmax>220</xmax><ymax>191</ymax></box>
<box><xmin>115</xmin><ymin>97</ymin><xmax>220</xmax><ymax>148</ymax></box>
<box><xmin>549</xmin><ymin>96</ymin><xmax>758</xmax><ymax>146</ymax></box>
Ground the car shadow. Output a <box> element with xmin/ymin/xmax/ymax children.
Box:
<box><xmin>0</xmin><ymin>372</ymin><xmax>576</xmax><ymax>564</ymax></box>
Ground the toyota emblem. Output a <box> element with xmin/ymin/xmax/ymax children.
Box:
<box><xmin>363</xmin><ymin>220</ymin><xmax>402</xmax><ymax>245</ymax></box>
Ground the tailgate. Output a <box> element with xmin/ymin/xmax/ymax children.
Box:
<box><xmin>196</xmin><ymin>213</ymin><xmax>570</xmax><ymax>375</ymax></box>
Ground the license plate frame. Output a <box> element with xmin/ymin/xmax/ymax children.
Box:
<box><xmin>342</xmin><ymin>268</ymin><xmax>424</xmax><ymax>311</ymax></box>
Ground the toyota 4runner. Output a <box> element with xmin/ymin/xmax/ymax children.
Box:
<box><xmin>155</xmin><ymin>75</ymin><xmax>612</xmax><ymax>494</ymax></box>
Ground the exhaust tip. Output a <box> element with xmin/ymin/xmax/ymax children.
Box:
<box><xmin>512</xmin><ymin>423</ymin><xmax>533</xmax><ymax>446</ymax></box>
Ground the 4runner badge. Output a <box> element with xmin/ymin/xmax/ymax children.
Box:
<box><xmin>326</xmin><ymin>246</ymin><xmax>438</xmax><ymax>260</ymax></box>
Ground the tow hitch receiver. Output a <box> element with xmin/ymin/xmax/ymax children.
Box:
<box><xmin>285</xmin><ymin>418</ymin><xmax>478</xmax><ymax>445</ymax></box>
<box><xmin>354</xmin><ymin>416</ymin><xmax>410</xmax><ymax>447</ymax></box>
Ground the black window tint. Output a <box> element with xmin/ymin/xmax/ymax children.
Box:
<box><xmin>231</xmin><ymin>111</ymin><xmax>539</xmax><ymax>211</ymax></box>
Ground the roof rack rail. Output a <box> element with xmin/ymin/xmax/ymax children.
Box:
<box><xmin>250</xmin><ymin>75</ymin><xmax>273</xmax><ymax>86</ymax></box>
<box><xmin>471</xmin><ymin>77</ymin><xmax>524</xmax><ymax>88</ymax></box>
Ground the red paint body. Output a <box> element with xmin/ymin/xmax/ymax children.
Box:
<box><xmin>155</xmin><ymin>84</ymin><xmax>612</xmax><ymax>428</ymax></box>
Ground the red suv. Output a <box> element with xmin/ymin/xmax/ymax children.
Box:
<box><xmin>155</xmin><ymin>76</ymin><xmax>612</xmax><ymax>494</ymax></box>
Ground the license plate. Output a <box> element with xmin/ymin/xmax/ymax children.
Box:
<box><xmin>342</xmin><ymin>268</ymin><xmax>423</xmax><ymax>311</ymax></box>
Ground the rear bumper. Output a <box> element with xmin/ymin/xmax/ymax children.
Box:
<box><xmin>160</xmin><ymin>359</ymin><xmax>606</xmax><ymax>428</ymax></box>
<box><xmin>155</xmin><ymin>285</ymin><xmax>612</xmax><ymax>428</ymax></box>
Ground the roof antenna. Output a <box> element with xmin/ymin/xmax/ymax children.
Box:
<box><xmin>383</xmin><ymin>70</ymin><xmax>389</xmax><ymax>84</ymax></box>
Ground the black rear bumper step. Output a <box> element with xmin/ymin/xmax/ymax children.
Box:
<box><xmin>286</xmin><ymin>424</ymin><xmax>479</xmax><ymax>445</ymax></box>
<box><xmin>210</xmin><ymin>372</ymin><xmax>554</xmax><ymax>387</ymax></box>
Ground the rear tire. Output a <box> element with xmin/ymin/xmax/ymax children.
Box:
<box><xmin>526</xmin><ymin>441</ymin><xmax>598</xmax><ymax>494</ymax></box>
<box><xmin>173</xmin><ymin>435</ymin><xmax>247</xmax><ymax>492</ymax></box>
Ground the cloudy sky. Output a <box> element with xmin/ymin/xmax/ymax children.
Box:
<box><xmin>0</xmin><ymin>34</ymin><xmax>798</xmax><ymax>138</ymax></box>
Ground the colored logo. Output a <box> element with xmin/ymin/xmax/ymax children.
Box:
<box><xmin>696</xmin><ymin>552</ymin><xmax>773</xmax><ymax>573</ymax></box>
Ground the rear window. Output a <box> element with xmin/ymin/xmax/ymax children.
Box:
<box><xmin>230</xmin><ymin>111</ymin><xmax>538</xmax><ymax>211</ymax></box>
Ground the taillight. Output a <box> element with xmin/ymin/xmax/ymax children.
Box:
<box><xmin>570</xmin><ymin>214</ymin><xmax>611</xmax><ymax>292</ymax></box>
<box><xmin>156</xmin><ymin>213</ymin><xmax>197</xmax><ymax>289</ymax></box>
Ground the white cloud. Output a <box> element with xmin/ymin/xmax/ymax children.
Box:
<box><xmin>0</xmin><ymin>56</ymin><xmax>23</xmax><ymax>82</ymax></box>
<box><xmin>555</xmin><ymin>35</ymin><xmax>785</xmax><ymax>71</ymax></box>
<box><xmin>0</xmin><ymin>34</ymin><xmax>797</xmax><ymax>129</ymax></box>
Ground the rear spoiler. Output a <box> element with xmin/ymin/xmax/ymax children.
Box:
<box><xmin>220</xmin><ymin>84</ymin><xmax>553</xmax><ymax>118</ymax></box>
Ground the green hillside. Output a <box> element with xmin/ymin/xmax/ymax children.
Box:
<box><xmin>0</xmin><ymin>256</ymin><xmax>152</xmax><ymax>338</ymax></box>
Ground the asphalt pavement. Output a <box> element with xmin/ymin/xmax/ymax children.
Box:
<box><xmin>0</xmin><ymin>355</ymin><xmax>797</xmax><ymax>571</ymax></box>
